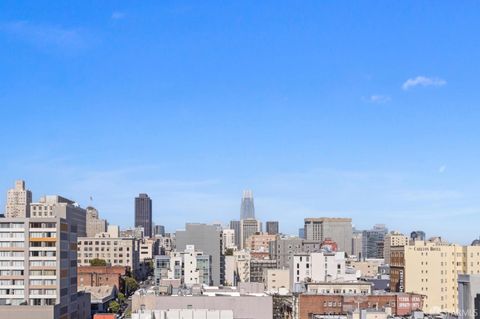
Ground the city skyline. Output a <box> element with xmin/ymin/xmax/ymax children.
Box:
<box><xmin>1</xmin><ymin>2</ymin><xmax>480</xmax><ymax>244</ymax></box>
<box><xmin>0</xmin><ymin>179</ymin><xmax>473</xmax><ymax>246</ymax></box>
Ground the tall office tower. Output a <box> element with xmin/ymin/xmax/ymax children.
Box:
<box><xmin>240</xmin><ymin>219</ymin><xmax>261</xmax><ymax>249</ymax></box>
<box><xmin>351</xmin><ymin>230</ymin><xmax>363</xmax><ymax>259</ymax></box>
<box><xmin>266</xmin><ymin>221</ymin><xmax>279</xmax><ymax>235</ymax></box>
<box><xmin>230</xmin><ymin>220</ymin><xmax>241</xmax><ymax>248</ymax></box>
<box><xmin>86</xmin><ymin>206</ymin><xmax>107</xmax><ymax>237</ymax></box>
<box><xmin>362</xmin><ymin>224</ymin><xmax>388</xmax><ymax>259</ymax></box>
<box><xmin>390</xmin><ymin>240</ymin><xmax>480</xmax><ymax>314</ymax></box>
<box><xmin>135</xmin><ymin>193</ymin><xmax>152</xmax><ymax>238</ymax></box>
<box><xmin>304</xmin><ymin>217</ymin><xmax>353</xmax><ymax>254</ymax></box>
<box><xmin>5</xmin><ymin>180</ymin><xmax>32</xmax><ymax>218</ymax></box>
<box><xmin>153</xmin><ymin>224</ymin><xmax>165</xmax><ymax>237</ymax></box>
<box><xmin>175</xmin><ymin>223</ymin><xmax>223</xmax><ymax>286</ymax></box>
<box><xmin>240</xmin><ymin>190</ymin><xmax>255</xmax><ymax>220</ymax></box>
<box><xmin>410</xmin><ymin>230</ymin><xmax>426</xmax><ymax>241</ymax></box>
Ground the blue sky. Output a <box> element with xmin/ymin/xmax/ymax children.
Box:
<box><xmin>1</xmin><ymin>1</ymin><xmax>480</xmax><ymax>243</ymax></box>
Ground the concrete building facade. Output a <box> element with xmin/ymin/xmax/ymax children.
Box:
<box><xmin>175</xmin><ymin>223</ymin><xmax>223</xmax><ymax>286</ymax></box>
<box><xmin>304</xmin><ymin>218</ymin><xmax>353</xmax><ymax>254</ymax></box>
<box><xmin>154</xmin><ymin>245</ymin><xmax>212</xmax><ymax>286</ymax></box>
<box><xmin>390</xmin><ymin>240</ymin><xmax>480</xmax><ymax>314</ymax></box>
<box><xmin>5</xmin><ymin>180</ymin><xmax>32</xmax><ymax>218</ymax></box>
<box><xmin>266</xmin><ymin>221</ymin><xmax>279</xmax><ymax>235</ymax></box>
<box><xmin>86</xmin><ymin>207</ymin><xmax>107</xmax><ymax>237</ymax></box>
<box><xmin>383</xmin><ymin>231</ymin><xmax>408</xmax><ymax>265</ymax></box>
<box><xmin>77</xmin><ymin>234</ymin><xmax>140</xmax><ymax>277</ymax></box>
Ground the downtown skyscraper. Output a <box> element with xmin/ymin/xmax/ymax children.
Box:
<box><xmin>135</xmin><ymin>193</ymin><xmax>152</xmax><ymax>238</ymax></box>
<box><xmin>240</xmin><ymin>189</ymin><xmax>255</xmax><ymax>220</ymax></box>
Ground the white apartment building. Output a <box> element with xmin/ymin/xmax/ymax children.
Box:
<box><xmin>154</xmin><ymin>245</ymin><xmax>211</xmax><ymax>286</ymax></box>
<box><xmin>222</xmin><ymin>228</ymin><xmax>236</xmax><ymax>252</ymax></box>
<box><xmin>290</xmin><ymin>251</ymin><xmax>351</xmax><ymax>290</ymax></box>
<box><xmin>234</xmin><ymin>250</ymin><xmax>251</xmax><ymax>283</ymax></box>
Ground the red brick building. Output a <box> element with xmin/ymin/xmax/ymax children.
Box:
<box><xmin>298</xmin><ymin>293</ymin><xmax>423</xmax><ymax>319</ymax></box>
<box><xmin>78</xmin><ymin>266</ymin><xmax>128</xmax><ymax>291</ymax></box>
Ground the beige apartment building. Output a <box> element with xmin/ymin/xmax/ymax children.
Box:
<box><xmin>383</xmin><ymin>231</ymin><xmax>409</xmax><ymax>264</ymax></box>
<box><xmin>86</xmin><ymin>207</ymin><xmax>107</xmax><ymax>237</ymax></box>
<box><xmin>5</xmin><ymin>180</ymin><xmax>32</xmax><ymax>218</ymax></box>
<box><xmin>0</xmin><ymin>217</ymin><xmax>89</xmax><ymax>319</ymax></box>
<box><xmin>390</xmin><ymin>240</ymin><xmax>480</xmax><ymax>314</ymax></box>
<box><xmin>350</xmin><ymin>259</ymin><xmax>383</xmax><ymax>278</ymax></box>
<box><xmin>245</xmin><ymin>233</ymin><xmax>276</xmax><ymax>252</ymax></box>
<box><xmin>77</xmin><ymin>233</ymin><xmax>140</xmax><ymax>276</ymax></box>
<box><xmin>139</xmin><ymin>238</ymin><xmax>158</xmax><ymax>262</ymax></box>
<box><xmin>263</xmin><ymin>268</ymin><xmax>290</xmax><ymax>293</ymax></box>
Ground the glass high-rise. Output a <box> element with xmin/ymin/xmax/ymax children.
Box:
<box><xmin>240</xmin><ymin>189</ymin><xmax>255</xmax><ymax>220</ymax></box>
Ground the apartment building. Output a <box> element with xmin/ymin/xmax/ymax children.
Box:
<box><xmin>250</xmin><ymin>259</ymin><xmax>276</xmax><ymax>283</ymax></box>
<box><xmin>154</xmin><ymin>245</ymin><xmax>211</xmax><ymax>286</ymax></box>
<box><xmin>390</xmin><ymin>240</ymin><xmax>480</xmax><ymax>314</ymax></box>
<box><xmin>30</xmin><ymin>196</ymin><xmax>87</xmax><ymax>237</ymax></box>
<box><xmin>5</xmin><ymin>180</ymin><xmax>32</xmax><ymax>218</ymax></box>
<box><xmin>0</xmin><ymin>217</ymin><xmax>88</xmax><ymax>319</ymax></box>
<box><xmin>139</xmin><ymin>238</ymin><xmax>159</xmax><ymax>262</ymax></box>
<box><xmin>383</xmin><ymin>231</ymin><xmax>409</xmax><ymax>264</ymax></box>
<box><xmin>245</xmin><ymin>233</ymin><xmax>276</xmax><ymax>252</ymax></box>
<box><xmin>77</xmin><ymin>234</ymin><xmax>140</xmax><ymax>277</ymax></box>
<box><xmin>86</xmin><ymin>207</ymin><xmax>107</xmax><ymax>237</ymax></box>
<box><xmin>222</xmin><ymin>228</ymin><xmax>236</xmax><ymax>252</ymax></box>
<box><xmin>290</xmin><ymin>251</ymin><xmax>351</xmax><ymax>290</ymax></box>
<box><xmin>270</xmin><ymin>236</ymin><xmax>324</xmax><ymax>269</ymax></box>
<box><xmin>263</xmin><ymin>268</ymin><xmax>290</xmax><ymax>293</ymax></box>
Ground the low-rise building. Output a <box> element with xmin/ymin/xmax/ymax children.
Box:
<box><xmin>350</xmin><ymin>259</ymin><xmax>383</xmax><ymax>278</ymax></box>
<box><xmin>78</xmin><ymin>265</ymin><xmax>128</xmax><ymax>291</ymax></box>
<box><xmin>132</xmin><ymin>309</ymin><xmax>234</xmax><ymax>319</ymax></box>
<box><xmin>297</xmin><ymin>293</ymin><xmax>423</xmax><ymax>319</ymax></box>
<box><xmin>80</xmin><ymin>285</ymin><xmax>117</xmax><ymax>316</ymax></box>
<box><xmin>304</xmin><ymin>281</ymin><xmax>372</xmax><ymax>294</ymax></box>
<box><xmin>132</xmin><ymin>294</ymin><xmax>272</xmax><ymax>319</ymax></box>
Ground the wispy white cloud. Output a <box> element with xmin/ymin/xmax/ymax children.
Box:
<box><xmin>111</xmin><ymin>11</ymin><xmax>126</xmax><ymax>20</ymax></box>
<box><xmin>402</xmin><ymin>76</ymin><xmax>446</xmax><ymax>90</ymax></box>
<box><xmin>439</xmin><ymin>165</ymin><xmax>447</xmax><ymax>173</ymax></box>
<box><xmin>364</xmin><ymin>95</ymin><xmax>391</xmax><ymax>104</ymax></box>
<box><xmin>0</xmin><ymin>21</ymin><xmax>87</xmax><ymax>51</ymax></box>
